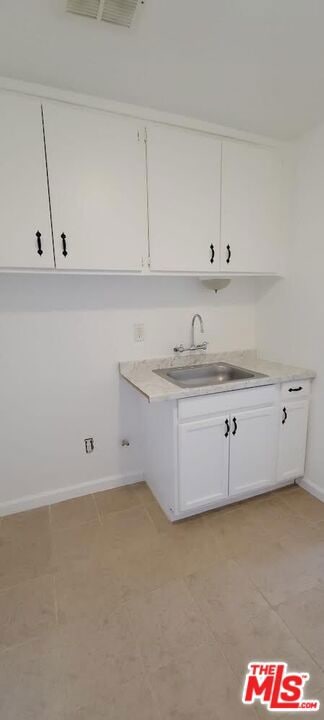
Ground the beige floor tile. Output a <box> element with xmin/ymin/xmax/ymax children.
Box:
<box><xmin>104</xmin><ymin>534</ymin><xmax>180</xmax><ymax>598</ymax></box>
<box><xmin>0</xmin><ymin>610</ymin><xmax>144</xmax><ymax>719</ymax></box>
<box><xmin>0</xmin><ymin>506</ymin><xmax>53</xmax><ymax>590</ymax></box>
<box><xmin>100</xmin><ymin>505</ymin><xmax>158</xmax><ymax>552</ymax></box>
<box><xmin>149</xmin><ymin>641</ymin><xmax>258</xmax><ymax>720</ymax></box>
<box><xmin>283</xmin><ymin>516</ymin><xmax>324</xmax><ymax>543</ymax></box>
<box><xmin>126</xmin><ymin>578</ymin><xmax>210</xmax><ymax>672</ymax></box>
<box><xmin>0</xmin><ymin>506</ymin><xmax>50</xmax><ymax>540</ymax></box>
<box><xmin>93</xmin><ymin>485</ymin><xmax>140</xmax><ymax>516</ymax></box>
<box><xmin>2</xmin><ymin>484</ymin><xmax>324</xmax><ymax>720</ymax></box>
<box><xmin>186</xmin><ymin>558</ymin><xmax>269</xmax><ymax>636</ymax></box>
<box><xmin>185</xmin><ymin>557</ymin><xmax>324</xmax><ymax>696</ymax></box>
<box><xmin>63</xmin><ymin>677</ymin><xmax>159</xmax><ymax>720</ymax></box>
<box><xmin>297</xmin><ymin>518</ymin><xmax>324</xmax><ymax>544</ymax></box>
<box><xmin>275</xmin><ymin>483</ymin><xmax>300</xmax><ymax>496</ymax></box>
<box><xmin>130</xmin><ymin>481</ymin><xmax>156</xmax><ymax>507</ymax></box>
<box><xmin>55</xmin><ymin>563</ymin><xmax>129</xmax><ymax>625</ymax></box>
<box><xmin>0</xmin><ymin>633</ymin><xmax>62</xmax><ymax>720</ymax></box>
<box><xmin>281</xmin><ymin>487</ymin><xmax>324</xmax><ymax>524</ymax></box>
<box><xmin>236</xmin><ymin>529</ymin><xmax>324</xmax><ymax>607</ymax></box>
<box><xmin>214</xmin><ymin>604</ymin><xmax>324</xmax><ymax>694</ymax></box>
<box><xmin>145</xmin><ymin>499</ymin><xmax>174</xmax><ymax>534</ymax></box>
<box><xmin>239</xmin><ymin>493</ymin><xmax>313</xmax><ymax>541</ymax></box>
<box><xmin>50</xmin><ymin>495</ymin><xmax>98</xmax><ymax>531</ymax></box>
<box><xmin>0</xmin><ymin>574</ymin><xmax>56</xmax><ymax>650</ymax></box>
<box><xmin>165</xmin><ymin>514</ymin><xmax>232</xmax><ymax>577</ymax></box>
<box><xmin>52</xmin><ymin>520</ymin><xmax>103</xmax><ymax>573</ymax></box>
<box><xmin>277</xmin><ymin>584</ymin><xmax>324</xmax><ymax>670</ymax></box>
<box><xmin>53</xmin><ymin>609</ymin><xmax>143</xmax><ymax>714</ymax></box>
<box><xmin>203</xmin><ymin>502</ymin><xmax>270</xmax><ymax>558</ymax></box>
<box><xmin>0</xmin><ymin>529</ymin><xmax>54</xmax><ymax>591</ymax></box>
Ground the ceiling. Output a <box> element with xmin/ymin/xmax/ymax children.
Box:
<box><xmin>1</xmin><ymin>0</ymin><xmax>324</xmax><ymax>139</ymax></box>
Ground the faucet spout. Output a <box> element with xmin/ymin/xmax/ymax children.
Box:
<box><xmin>173</xmin><ymin>314</ymin><xmax>208</xmax><ymax>354</ymax></box>
<box><xmin>191</xmin><ymin>314</ymin><xmax>204</xmax><ymax>348</ymax></box>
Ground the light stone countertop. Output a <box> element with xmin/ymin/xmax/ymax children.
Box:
<box><xmin>119</xmin><ymin>349</ymin><xmax>316</xmax><ymax>402</ymax></box>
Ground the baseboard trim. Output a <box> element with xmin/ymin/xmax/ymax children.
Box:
<box><xmin>0</xmin><ymin>471</ymin><xmax>144</xmax><ymax>517</ymax></box>
<box><xmin>298</xmin><ymin>477</ymin><xmax>324</xmax><ymax>503</ymax></box>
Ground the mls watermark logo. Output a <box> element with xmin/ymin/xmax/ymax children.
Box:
<box><xmin>242</xmin><ymin>662</ymin><xmax>320</xmax><ymax>712</ymax></box>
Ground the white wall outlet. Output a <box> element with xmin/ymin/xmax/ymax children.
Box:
<box><xmin>134</xmin><ymin>323</ymin><xmax>145</xmax><ymax>342</ymax></box>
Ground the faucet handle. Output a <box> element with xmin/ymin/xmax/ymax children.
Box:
<box><xmin>173</xmin><ymin>344</ymin><xmax>185</xmax><ymax>353</ymax></box>
<box><xmin>197</xmin><ymin>341</ymin><xmax>208</xmax><ymax>351</ymax></box>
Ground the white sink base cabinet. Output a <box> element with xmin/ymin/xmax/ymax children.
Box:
<box><xmin>141</xmin><ymin>382</ymin><xmax>311</xmax><ymax>521</ymax></box>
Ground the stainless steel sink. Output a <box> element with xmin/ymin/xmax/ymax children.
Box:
<box><xmin>153</xmin><ymin>362</ymin><xmax>266</xmax><ymax>389</ymax></box>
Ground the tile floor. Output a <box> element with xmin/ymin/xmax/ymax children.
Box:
<box><xmin>1</xmin><ymin>483</ymin><xmax>324</xmax><ymax>718</ymax></box>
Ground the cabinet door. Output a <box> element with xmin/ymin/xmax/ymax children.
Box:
<box><xmin>278</xmin><ymin>400</ymin><xmax>309</xmax><ymax>482</ymax></box>
<box><xmin>147</xmin><ymin>124</ymin><xmax>221</xmax><ymax>272</ymax></box>
<box><xmin>221</xmin><ymin>141</ymin><xmax>281</xmax><ymax>273</ymax></box>
<box><xmin>43</xmin><ymin>103</ymin><xmax>148</xmax><ymax>271</ymax></box>
<box><xmin>229</xmin><ymin>406</ymin><xmax>277</xmax><ymax>496</ymax></box>
<box><xmin>0</xmin><ymin>93</ymin><xmax>53</xmax><ymax>269</ymax></box>
<box><xmin>178</xmin><ymin>415</ymin><xmax>229</xmax><ymax>511</ymax></box>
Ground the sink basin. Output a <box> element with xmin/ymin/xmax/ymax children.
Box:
<box><xmin>153</xmin><ymin>362</ymin><xmax>266</xmax><ymax>389</ymax></box>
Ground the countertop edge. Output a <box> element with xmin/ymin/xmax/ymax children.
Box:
<box><xmin>119</xmin><ymin>354</ymin><xmax>316</xmax><ymax>403</ymax></box>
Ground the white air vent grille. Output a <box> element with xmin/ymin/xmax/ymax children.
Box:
<box><xmin>102</xmin><ymin>0</ymin><xmax>139</xmax><ymax>26</ymax></box>
<box><xmin>67</xmin><ymin>0</ymin><xmax>140</xmax><ymax>27</ymax></box>
<box><xmin>67</xmin><ymin>0</ymin><xmax>100</xmax><ymax>18</ymax></box>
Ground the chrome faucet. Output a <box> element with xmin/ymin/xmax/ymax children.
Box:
<box><xmin>191</xmin><ymin>313</ymin><xmax>204</xmax><ymax>348</ymax></box>
<box><xmin>174</xmin><ymin>313</ymin><xmax>208</xmax><ymax>353</ymax></box>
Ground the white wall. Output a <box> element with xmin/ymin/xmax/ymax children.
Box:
<box><xmin>0</xmin><ymin>273</ymin><xmax>256</xmax><ymax>512</ymax></box>
<box><xmin>257</xmin><ymin>125</ymin><xmax>324</xmax><ymax>494</ymax></box>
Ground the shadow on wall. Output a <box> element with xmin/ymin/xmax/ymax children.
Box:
<box><xmin>118</xmin><ymin>375</ymin><xmax>145</xmax><ymax>478</ymax></box>
<box><xmin>0</xmin><ymin>272</ymin><xmax>278</xmax><ymax>312</ymax></box>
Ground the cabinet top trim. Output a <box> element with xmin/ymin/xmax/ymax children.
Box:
<box><xmin>0</xmin><ymin>76</ymin><xmax>282</xmax><ymax>150</ymax></box>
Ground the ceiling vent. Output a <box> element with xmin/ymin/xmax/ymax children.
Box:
<box><xmin>66</xmin><ymin>0</ymin><xmax>141</xmax><ymax>27</ymax></box>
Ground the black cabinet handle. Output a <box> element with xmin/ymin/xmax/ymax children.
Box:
<box><xmin>224</xmin><ymin>419</ymin><xmax>230</xmax><ymax>438</ymax></box>
<box><xmin>61</xmin><ymin>233</ymin><xmax>68</xmax><ymax>257</ymax></box>
<box><xmin>226</xmin><ymin>244</ymin><xmax>231</xmax><ymax>264</ymax></box>
<box><xmin>210</xmin><ymin>244</ymin><xmax>215</xmax><ymax>264</ymax></box>
<box><xmin>232</xmin><ymin>417</ymin><xmax>237</xmax><ymax>435</ymax></box>
<box><xmin>288</xmin><ymin>386</ymin><xmax>303</xmax><ymax>392</ymax></box>
<box><xmin>36</xmin><ymin>230</ymin><xmax>43</xmax><ymax>256</ymax></box>
<box><xmin>282</xmin><ymin>407</ymin><xmax>288</xmax><ymax>424</ymax></box>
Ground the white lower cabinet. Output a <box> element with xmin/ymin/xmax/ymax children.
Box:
<box><xmin>178</xmin><ymin>404</ymin><xmax>277</xmax><ymax>511</ymax></box>
<box><xmin>278</xmin><ymin>399</ymin><xmax>309</xmax><ymax>483</ymax></box>
<box><xmin>229</xmin><ymin>406</ymin><xmax>277</xmax><ymax>496</ymax></box>
<box><xmin>144</xmin><ymin>382</ymin><xmax>311</xmax><ymax>520</ymax></box>
<box><xmin>178</xmin><ymin>414</ymin><xmax>229</xmax><ymax>511</ymax></box>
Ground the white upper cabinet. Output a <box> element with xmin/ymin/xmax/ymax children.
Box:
<box><xmin>43</xmin><ymin>103</ymin><xmax>148</xmax><ymax>271</ymax></box>
<box><xmin>0</xmin><ymin>93</ymin><xmax>53</xmax><ymax>269</ymax></box>
<box><xmin>221</xmin><ymin>141</ymin><xmax>282</xmax><ymax>273</ymax></box>
<box><xmin>0</xmin><ymin>88</ymin><xmax>284</xmax><ymax>276</ymax></box>
<box><xmin>146</xmin><ymin>124</ymin><xmax>221</xmax><ymax>272</ymax></box>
